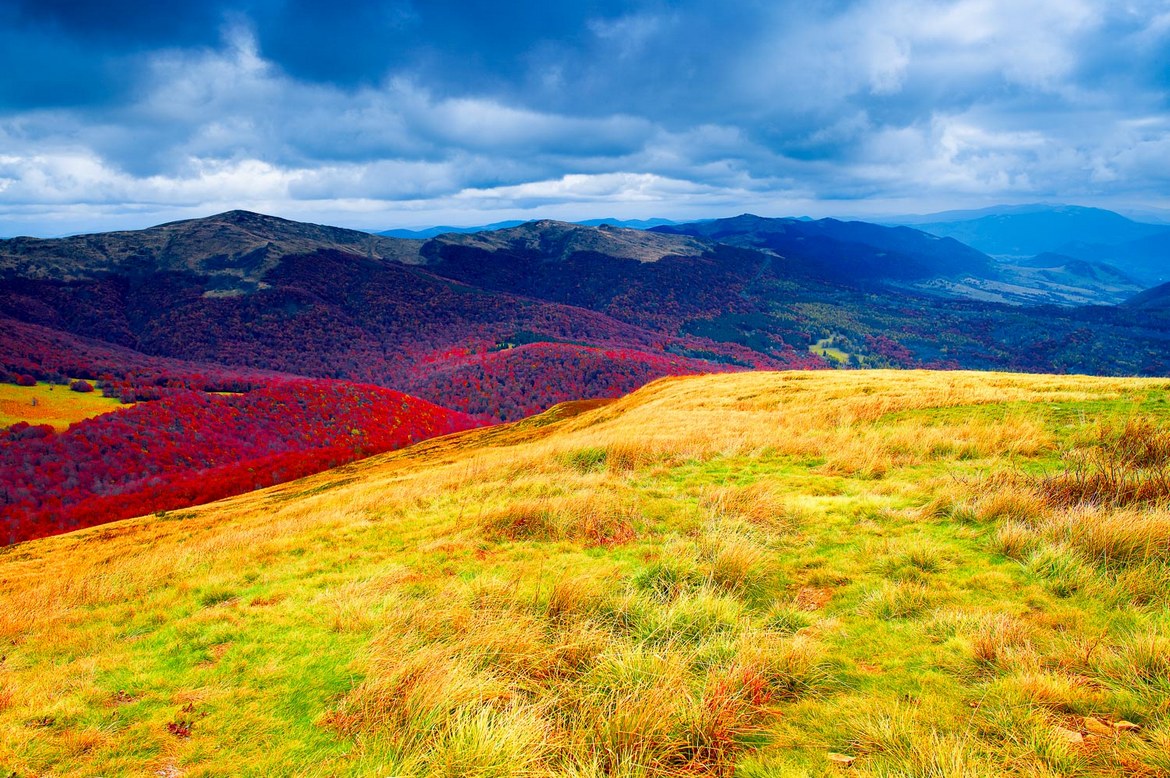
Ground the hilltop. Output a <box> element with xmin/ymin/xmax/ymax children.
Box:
<box><xmin>2</xmin><ymin>370</ymin><xmax>1168</xmax><ymax>776</ymax></box>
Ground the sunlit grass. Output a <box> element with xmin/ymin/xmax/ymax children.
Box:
<box><xmin>2</xmin><ymin>370</ymin><xmax>1169</xmax><ymax>775</ymax></box>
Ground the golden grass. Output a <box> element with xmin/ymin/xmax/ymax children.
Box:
<box><xmin>3</xmin><ymin>369</ymin><xmax>1170</xmax><ymax>776</ymax></box>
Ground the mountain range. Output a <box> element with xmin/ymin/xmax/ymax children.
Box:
<box><xmin>4</xmin><ymin>207</ymin><xmax>1169</xmax><ymax>409</ymax></box>
<box><xmin>888</xmin><ymin>203</ymin><xmax>1170</xmax><ymax>285</ymax></box>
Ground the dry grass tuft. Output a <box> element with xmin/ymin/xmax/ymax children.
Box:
<box><xmin>1003</xmin><ymin>670</ymin><xmax>1100</xmax><ymax>714</ymax></box>
<box><xmin>858</xmin><ymin>581</ymin><xmax>935</xmax><ymax>620</ymax></box>
<box><xmin>424</xmin><ymin>704</ymin><xmax>552</xmax><ymax>778</ymax></box>
<box><xmin>479</xmin><ymin>496</ymin><xmax>637</xmax><ymax>546</ymax></box>
<box><xmin>976</xmin><ymin>484</ymin><xmax>1048</xmax><ymax>523</ymax></box>
<box><xmin>702</xmin><ymin>483</ymin><xmax>803</xmax><ymax>532</ymax></box>
<box><xmin>702</xmin><ymin>531</ymin><xmax>773</xmax><ymax>599</ymax></box>
<box><xmin>543</xmin><ymin>576</ymin><xmax>606</xmax><ymax>622</ymax></box>
<box><xmin>969</xmin><ymin>613</ymin><xmax>1035</xmax><ymax>669</ymax></box>
<box><xmin>1057</xmin><ymin>507</ymin><xmax>1170</xmax><ymax>568</ymax></box>
<box><xmin>848</xmin><ymin>705</ymin><xmax>996</xmax><ymax>775</ymax></box>
<box><xmin>605</xmin><ymin>441</ymin><xmax>654</xmax><ymax>472</ymax></box>
<box><xmin>993</xmin><ymin>520</ymin><xmax>1038</xmax><ymax>559</ymax></box>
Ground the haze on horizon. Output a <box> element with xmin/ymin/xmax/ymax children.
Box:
<box><xmin>1</xmin><ymin>0</ymin><xmax>1168</xmax><ymax>237</ymax></box>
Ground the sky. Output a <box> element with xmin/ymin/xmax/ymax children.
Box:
<box><xmin>1</xmin><ymin>0</ymin><xmax>1168</xmax><ymax>236</ymax></box>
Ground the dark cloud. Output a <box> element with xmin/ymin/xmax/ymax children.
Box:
<box><xmin>0</xmin><ymin>0</ymin><xmax>1167</xmax><ymax>235</ymax></box>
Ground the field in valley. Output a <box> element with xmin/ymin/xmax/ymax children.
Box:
<box><xmin>1</xmin><ymin>370</ymin><xmax>1169</xmax><ymax>776</ymax></box>
<box><xmin>0</xmin><ymin>382</ymin><xmax>125</xmax><ymax>431</ymax></box>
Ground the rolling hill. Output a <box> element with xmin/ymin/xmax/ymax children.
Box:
<box><xmin>1125</xmin><ymin>281</ymin><xmax>1170</xmax><ymax>312</ymax></box>
<box><xmin>378</xmin><ymin>217</ymin><xmax>676</xmax><ymax>240</ymax></box>
<box><xmin>896</xmin><ymin>204</ymin><xmax>1165</xmax><ymax>257</ymax></box>
<box><xmin>2</xmin><ymin>370</ymin><xmax>1168</xmax><ymax>776</ymax></box>
<box><xmin>4</xmin><ymin>210</ymin><xmax>1165</xmax><ymax>417</ymax></box>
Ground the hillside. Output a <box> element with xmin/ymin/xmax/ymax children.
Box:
<box><xmin>0</xmin><ymin>380</ymin><xmax>478</xmax><ymax>545</ymax></box>
<box><xmin>3</xmin><ymin>370</ymin><xmax>1169</xmax><ymax>776</ymax></box>
<box><xmin>1125</xmin><ymin>281</ymin><xmax>1170</xmax><ymax>311</ymax></box>
<box><xmin>4</xmin><ymin>210</ymin><xmax>1170</xmax><ymax>421</ymax></box>
<box><xmin>1060</xmin><ymin>231</ymin><xmax>1170</xmax><ymax>286</ymax></box>
<box><xmin>7</xmin><ymin>201</ymin><xmax>1168</xmax><ymax>544</ymax></box>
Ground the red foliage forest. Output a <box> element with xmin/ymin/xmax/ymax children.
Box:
<box><xmin>0</xmin><ymin>380</ymin><xmax>477</xmax><ymax>545</ymax></box>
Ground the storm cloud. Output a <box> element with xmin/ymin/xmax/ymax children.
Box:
<box><xmin>1</xmin><ymin>0</ymin><xmax>1167</xmax><ymax>234</ymax></box>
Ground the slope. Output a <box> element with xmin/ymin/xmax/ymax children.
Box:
<box><xmin>4</xmin><ymin>210</ymin><xmax>1170</xmax><ymax>425</ymax></box>
<box><xmin>1059</xmin><ymin>229</ymin><xmax>1170</xmax><ymax>286</ymax></box>
<box><xmin>0</xmin><ymin>380</ymin><xmax>479</xmax><ymax>544</ymax></box>
<box><xmin>1125</xmin><ymin>281</ymin><xmax>1170</xmax><ymax>311</ymax></box>
<box><xmin>2</xmin><ymin>370</ymin><xmax>1169</xmax><ymax>776</ymax></box>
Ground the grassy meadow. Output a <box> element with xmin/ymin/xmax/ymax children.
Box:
<box><xmin>0</xmin><ymin>382</ymin><xmax>125</xmax><ymax>430</ymax></box>
<box><xmin>2</xmin><ymin>370</ymin><xmax>1169</xmax><ymax>776</ymax></box>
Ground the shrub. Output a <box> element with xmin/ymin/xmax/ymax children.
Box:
<box><xmin>1034</xmin><ymin>418</ymin><xmax>1170</xmax><ymax>509</ymax></box>
<box><xmin>69</xmin><ymin>379</ymin><xmax>94</xmax><ymax>393</ymax></box>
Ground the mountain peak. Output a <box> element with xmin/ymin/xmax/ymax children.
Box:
<box><xmin>0</xmin><ymin>210</ymin><xmax>423</xmax><ymax>284</ymax></box>
<box><xmin>431</xmin><ymin>217</ymin><xmax>710</xmax><ymax>263</ymax></box>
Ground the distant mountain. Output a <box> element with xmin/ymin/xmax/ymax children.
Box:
<box><xmin>890</xmin><ymin>205</ymin><xmax>1168</xmax><ymax>284</ymax></box>
<box><xmin>884</xmin><ymin>204</ymin><xmax>1170</xmax><ymax>286</ymax></box>
<box><xmin>887</xmin><ymin>203</ymin><xmax>1080</xmax><ymax>226</ymax></box>
<box><xmin>907</xmin><ymin>205</ymin><xmax>1164</xmax><ymax>256</ymax></box>
<box><xmin>428</xmin><ymin>220</ymin><xmax>708</xmax><ymax>264</ymax></box>
<box><xmin>379</xmin><ymin>217</ymin><xmax>677</xmax><ymax>239</ymax></box>
<box><xmin>574</xmin><ymin>218</ymin><xmax>678</xmax><ymax>229</ymax></box>
<box><xmin>377</xmin><ymin>220</ymin><xmax>527</xmax><ymax>239</ymax></box>
<box><xmin>654</xmin><ymin>213</ymin><xmax>993</xmax><ymax>281</ymax></box>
